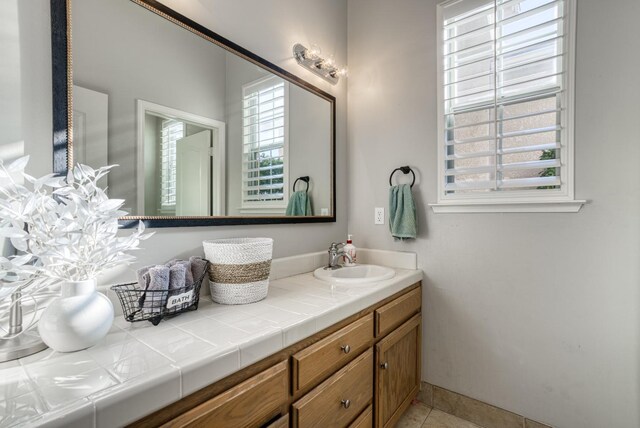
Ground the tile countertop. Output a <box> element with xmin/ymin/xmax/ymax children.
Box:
<box><xmin>0</xmin><ymin>251</ymin><xmax>422</xmax><ymax>428</ymax></box>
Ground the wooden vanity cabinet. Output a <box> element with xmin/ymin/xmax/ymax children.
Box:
<box><xmin>131</xmin><ymin>282</ymin><xmax>422</xmax><ymax>428</ymax></box>
<box><xmin>375</xmin><ymin>314</ymin><xmax>422</xmax><ymax>428</ymax></box>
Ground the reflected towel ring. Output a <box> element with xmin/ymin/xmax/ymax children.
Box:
<box><xmin>389</xmin><ymin>166</ymin><xmax>415</xmax><ymax>188</ymax></box>
<box><xmin>293</xmin><ymin>176</ymin><xmax>310</xmax><ymax>193</ymax></box>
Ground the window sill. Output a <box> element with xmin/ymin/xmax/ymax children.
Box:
<box><xmin>429</xmin><ymin>200</ymin><xmax>586</xmax><ymax>213</ymax></box>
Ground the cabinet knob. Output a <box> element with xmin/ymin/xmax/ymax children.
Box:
<box><xmin>380</xmin><ymin>362</ymin><xmax>389</xmax><ymax>370</ymax></box>
<box><xmin>341</xmin><ymin>345</ymin><xmax>351</xmax><ymax>354</ymax></box>
<box><xmin>341</xmin><ymin>399</ymin><xmax>351</xmax><ymax>409</ymax></box>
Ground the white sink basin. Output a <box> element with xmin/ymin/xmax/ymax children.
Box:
<box><xmin>313</xmin><ymin>264</ymin><xmax>396</xmax><ymax>284</ymax></box>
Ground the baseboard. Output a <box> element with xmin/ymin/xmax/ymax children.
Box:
<box><xmin>417</xmin><ymin>382</ymin><xmax>552</xmax><ymax>428</ymax></box>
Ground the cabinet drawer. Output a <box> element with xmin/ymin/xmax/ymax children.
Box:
<box><xmin>375</xmin><ymin>287</ymin><xmax>421</xmax><ymax>337</ymax></box>
<box><xmin>292</xmin><ymin>348</ymin><xmax>373</xmax><ymax>428</ymax></box>
<box><xmin>164</xmin><ymin>361</ymin><xmax>288</xmax><ymax>428</ymax></box>
<box><xmin>349</xmin><ymin>404</ymin><xmax>372</xmax><ymax>428</ymax></box>
<box><xmin>293</xmin><ymin>314</ymin><xmax>373</xmax><ymax>393</ymax></box>
<box><xmin>265</xmin><ymin>414</ymin><xmax>289</xmax><ymax>428</ymax></box>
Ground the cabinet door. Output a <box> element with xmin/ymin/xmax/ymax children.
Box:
<box><xmin>375</xmin><ymin>314</ymin><xmax>421</xmax><ymax>428</ymax></box>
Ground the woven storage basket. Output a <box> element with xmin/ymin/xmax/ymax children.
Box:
<box><xmin>203</xmin><ymin>238</ymin><xmax>273</xmax><ymax>305</ymax></box>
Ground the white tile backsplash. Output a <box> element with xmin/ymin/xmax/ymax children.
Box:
<box><xmin>269</xmin><ymin>251</ymin><xmax>326</xmax><ymax>280</ymax></box>
<box><xmin>356</xmin><ymin>248</ymin><xmax>417</xmax><ymax>270</ymax></box>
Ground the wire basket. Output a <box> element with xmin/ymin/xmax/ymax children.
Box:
<box><xmin>111</xmin><ymin>260</ymin><xmax>209</xmax><ymax>326</ymax></box>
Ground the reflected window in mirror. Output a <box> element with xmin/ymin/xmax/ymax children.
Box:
<box><xmin>160</xmin><ymin>119</ymin><xmax>183</xmax><ymax>211</ymax></box>
<box><xmin>241</xmin><ymin>76</ymin><xmax>289</xmax><ymax>214</ymax></box>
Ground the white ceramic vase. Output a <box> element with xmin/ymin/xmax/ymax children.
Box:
<box><xmin>38</xmin><ymin>278</ymin><xmax>114</xmax><ymax>353</ymax></box>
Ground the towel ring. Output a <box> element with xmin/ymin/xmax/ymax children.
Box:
<box><xmin>389</xmin><ymin>166</ymin><xmax>415</xmax><ymax>188</ymax></box>
<box><xmin>293</xmin><ymin>176</ymin><xmax>310</xmax><ymax>193</ymax></box>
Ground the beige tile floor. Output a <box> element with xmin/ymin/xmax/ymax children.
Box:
<box><xmin>397</xmin><ymin>400</ymin><xmax>482</xmax><ymax>428</ymax></box>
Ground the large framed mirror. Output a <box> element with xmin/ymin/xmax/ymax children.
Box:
<box><xmin>50</xmin><ymin>0</ymin><xmax>336</xmax><ymax>228</ymax></box>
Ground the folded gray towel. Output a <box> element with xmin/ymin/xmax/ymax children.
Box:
<box><xmin>141</xmin><ymin>265</ymin><xmax>170</xmax><ymax>314</ymax></box>
<box><xmin>177</xmin><ymin>261</ymin><xmax>194</xmax><ymax>286</ymax></box>
<box><xmin>136</xmin><ymin>266</ymin><xmax>150</xmax><ymax>290</ymax></box>
<box><xmin>166</xmin><ymin>259</ymin><xmax>195</xmax><ymax>286</ymax></box>
<box><xmin>169</xmin><ymin>264</ymin><xmax>187</xmax><ymax>292</ymax></box>
<box><xmin>189</xmin><ymin>256</ymin><xmax>208</xmax><ymax>282</ymax></box>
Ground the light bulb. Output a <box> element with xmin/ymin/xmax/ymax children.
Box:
<box><xmin>307</xmin><ymin>44</ymin><xmax>321</xmax><ymax>60</ymax></box>
<box><xmin>337</xmin><ymin>67</ymin><xmax>348</xmax><ymax>77</ymax></box>
<box><xmin>323</xmin><ymin>54</ymin><xmax>336</xmax><ymax>68</ymax></box>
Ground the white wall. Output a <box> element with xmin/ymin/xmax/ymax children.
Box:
<box><xmin>1</xmin><ymin>0</ymin><xmax>348</xmax><ymax>285</ymax></box>
<box><xmin>0</xmin><ymin>0</ymin><xmax>22</xmax><ymax>259</ymax></box>
<box><xmin>0</xmin><ymin>1</ymin><xmax>53</xmax><ymax>257</ymax></box>
<box><xmin>347</xmin><ymin>0</ymin><xmax>640</xmax><ymax>427</ymax></box>
<box><xmin>0</xmin><ymin>0</ymin><xmax>21</xmax><ymax>156</ymax></box>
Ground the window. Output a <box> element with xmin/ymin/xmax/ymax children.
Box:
<box><xmin>160</xmin><ymin>119</ymin><xmax>184</xmax><ymax>210</ymax></box>
<box><xmin>241</xmin><ymin>76</ymin><xmax>289</xmax><ymax>212</ymax></box>
<box><xmin>434</xmin><ymin>0</ymin><xmax>583</xmax><ymax>212</ymax></box>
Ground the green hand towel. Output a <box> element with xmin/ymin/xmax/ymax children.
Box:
<box><xmin>286</xmin><ymin>191</ymin><xmax>312</xmax><ymax>216</ymax></box>
<box><xmin>389</xmin><ymin>184</ymin><xmax>417</xmax><ymax>240</ymax></box>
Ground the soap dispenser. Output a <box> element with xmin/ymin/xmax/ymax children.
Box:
<box><xmin>344</xmin><ymin>235</ymin><xmax>357</xmax><ymax>266</ymax></box>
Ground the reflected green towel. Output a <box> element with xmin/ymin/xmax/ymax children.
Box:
<box><xmin>389</xmin><ymin>184</ymin><xmax>417</xmax><ymax>240</ymax></box>
<box><xmin>286</xmin><ymin>191</ymin><xmax>312</xmax><ymax>216</ymax></box>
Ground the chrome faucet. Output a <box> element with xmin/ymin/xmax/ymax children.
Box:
<box><xmin>325</xmin><ymin>242</ymin><xmax>353</xmax><ymax>270</ymax></box>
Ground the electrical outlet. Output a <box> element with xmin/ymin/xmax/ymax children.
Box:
<box><xmin>375</xmin><ymin>207</ymin><xmax>385</xmax><ymax>225</ymax></box>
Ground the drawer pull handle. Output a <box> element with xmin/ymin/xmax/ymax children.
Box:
<box><xmin>341</xmin><ymin>345</ymin><xmax>351</xmax><ymax>354</ymax></box>
<box><xmin>341</xmin><ymin>399</ymin><xmax>351</xmax><ymax>409</ymax></box>
<box><xmin>380</xmin><ymin>362</ymin><xmax>389</xmax><ymax>370</ymax></box>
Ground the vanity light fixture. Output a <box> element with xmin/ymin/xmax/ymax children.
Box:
<box><xmin>293</xmin><ymin>43</ymin><xmax>347</xmax><ymax>85</ymax></box>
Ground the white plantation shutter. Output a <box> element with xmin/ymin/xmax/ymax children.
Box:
<box><xmin>160</xmin><ymin>119</ymin><xmax>184</xmax><ymax>208</ymax></box>
<box><xmin>242</xmin><ymin>76</ymin><xmax>289</xmax><ymax>207</ymax></box>
<box><xmin>439</xmin><ymin>0</ymin><xmax>573</xmax><ymax>198</ymax></box>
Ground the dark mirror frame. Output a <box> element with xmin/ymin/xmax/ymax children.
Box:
<box><xmin>50</xmin><ymin>0</ymin><xmax>336</xmax><ymax>228</ymax></box>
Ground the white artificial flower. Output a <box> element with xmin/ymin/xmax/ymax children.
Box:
<box><xmin>0</xmin><ymin>156</ymin><xmax>153</xmax><ymax>282</ymax></box>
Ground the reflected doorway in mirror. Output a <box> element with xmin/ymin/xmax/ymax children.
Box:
<box><xmin>73</xmin><ymin>85</ymin><xmax>108</xmax><ymax>189</ymax></box>
<box><xmin>136</xmin><ymin>100</ymin><xmax>226</xmax><ymax>217</ymax></box>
